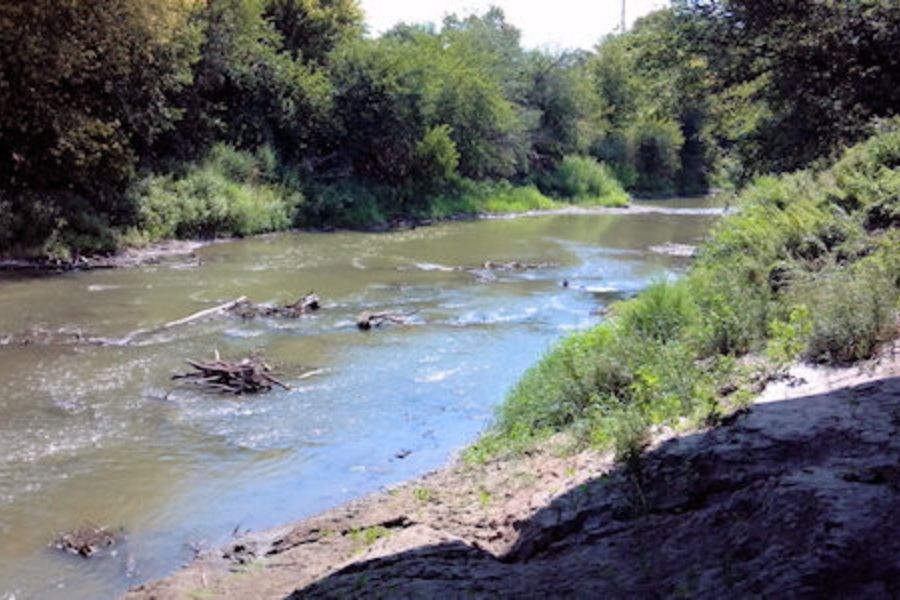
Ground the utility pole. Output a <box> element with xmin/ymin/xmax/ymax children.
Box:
<box><xmin>621</xmin><ymin>0</ymin><xmax>627</xmax><ymax>34</ymax></box>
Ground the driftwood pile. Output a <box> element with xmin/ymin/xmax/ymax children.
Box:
<box><xmin>172</xmin><ymin>353</ymin><xmax>291</xmax><ymax>394</ymax></box>
<box><xmin>53</xmin><ymin>523</ymin><xmax>120</xmax><ymax>558</ymax></box>
<box><xmin>229</xmin><ymin>293</ymin><xmax>321</xmax><ymax>319</ymax></box>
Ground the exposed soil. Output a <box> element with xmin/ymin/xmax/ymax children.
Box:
<box><xmin>0</xmin><ymin>240</ymin><xmax>208</xmax><ymax>273</ymax></box>
<box><xmin>127</xmin><ymin>340</ymin><xmax>900</xmax><ymax>599</ymax></box>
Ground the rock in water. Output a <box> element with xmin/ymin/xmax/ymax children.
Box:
<box><xmin>53</xmin><ymin>524</ymin><xmax>120</xmax><ymax>558</ymax></box>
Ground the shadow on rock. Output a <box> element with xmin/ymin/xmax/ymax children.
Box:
<box><xmin>292</xmin><ymin>376</ymin><xmax>900</xmax><ymax>598</ymax></box>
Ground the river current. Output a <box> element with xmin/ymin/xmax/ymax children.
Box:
<box><xmin>0</xmin><ymin>199</ymin><xmax>722</xmax><ymax>598</ymax></box>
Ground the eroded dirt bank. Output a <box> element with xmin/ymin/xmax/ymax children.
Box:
<box><xmin>128</xmin><ymin>342</ymin><xmax>900</xmax><ymax>599</ymax></box>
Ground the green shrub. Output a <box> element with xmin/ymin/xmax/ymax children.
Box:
<box><xmin>430</xmin><ymin>179</ymin><xmax>556</xmax><ymax>216</ymax></box>
<box><xmin>208</xmin><ymin>144</ymin><xmax>260</xmax><ymax>183</ymax></box>
<box><xmin>0</xmin><ymin>190</ymin><xmax>120</xmax><ymax>259</ymax></box>
<box><xmin>480</xmin><ymin>183</ymin><xmax>557</xmax><ymax>213</ymax></box>
<box><xmin>536</xmin><ymin>155</ymin><xmax>629</xmax><ymax>206</ymax></box>
<box><xmin>765</xmin><ymin>304</ymin><xmax>813</xmax><ymax>372</ymax></box>
<box><xmin>628</xmin><ymin>118</ymin><xmax>685</xmax><ymax>194</ymax></box>
<box><xmin>590</xmin><ymin>134</ymin><xmax>638</xmax><ymax>189</ymax></box>
<box><xmin>799</xmin><ymin>260</ymin><xmax>899</xmax><ymax>364</ymax></box>
<box><xmin>413</xmin><ymin>125</ymin><xmax>460</xmax><ymax>191</ymax></box>
<box><xmin>831</xmin><ymin>119</ymin><xmax>900</xmax><ymax>210</ymax></box>
<box><xmin>688</xmin><ymin>261</ymin><xmax>772</xmax><ymax>356</ymax></box>
<box><xmin>297</xmin><ymin>180</ymin><xmax>389</xmax><ymax>229</ymax></box>
<box><xmin>618</xmin><ymin>280</ymin><xmax>698</xmax><ymax>343</ymax></box>
<box><xmin>494</xmin><ymin>326</ymin><xmax>620</xmax><ymax>445</ymax></box>
<box><xmin>132</xmin><ymin>144</ymin><xmax>298</xmax><ymax>241</ymax></box>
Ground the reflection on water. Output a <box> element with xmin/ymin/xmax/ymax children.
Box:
<box><xmin>0</xmin><ymin>199</ymin><xmax>721</xmax><ymax>598</ymax></box>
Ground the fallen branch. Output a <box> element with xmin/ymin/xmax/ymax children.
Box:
<box><xmin>161</xmin><ymin>297</ymin><xmax>248</xmax><ymax>330</ymax></box>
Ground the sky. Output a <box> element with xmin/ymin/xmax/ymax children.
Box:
<box><xmin>358</xmin><ymin>0</ymin><xmax>670</xmax><ymax>51</ymax></box>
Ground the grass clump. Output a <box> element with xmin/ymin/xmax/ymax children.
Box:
<box><xmin>428</xmin><ymin>180</ymin><xmax>557</xmax><ymax>217</ymax></box>
<box><xmin>349</xmin><ymin>526</ymin><xmax>390</xmax><ymax>549</ymax></box>
<box><xmin>797</xmin><ymin>256</ymin><xmax>899</xmax><ymax>364</ymax></box>
<box><xmin>469</xmin><ymin>120</ymin><xmax>900</xmax><ymax>463</ymax></box>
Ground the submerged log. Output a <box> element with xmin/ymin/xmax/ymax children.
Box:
<box><xmin>270</xmin><ymin>293</ymin><xmax>321</xmax><ymax>317</ymax></box>
<box><xmin>230</xmin><ymin>293</ymin><xmax>321</xmax><ymax>319</ymax></box>
<box><xmin>53</xmin><ymin>523</ymin><xmax>120</xmax><ymax>558</ymax></box>
<box><xmin>356</xmin><ymin>310</ymin><xmax>417</xmax><ymax>331</ymax></box>
<box><xmin>172</xmin><ymin>352</ymin><xmax>291</xmax><ymax>395</ymax></box>
<box><xmin>481</xmin><ymin>260</ymin><xmax>553</xmax><ymax>271</ymax></box>
<box><xmin>457</xmin><ymin>260</ymin><xmax>555</xmax><ymax>282</ymax></box>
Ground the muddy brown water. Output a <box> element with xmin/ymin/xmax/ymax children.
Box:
<box><xmin>0</xmin><ymin>199</ymin><xmax>722</xmax><ymax>598</ymax></box>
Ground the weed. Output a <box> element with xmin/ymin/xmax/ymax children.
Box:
<box><xmin>412</xmin><ymin>488</ymin><xmax>434</xmax><ymax>503</ymax></box>
<box><xmin>765</xmin><ymin>304</ymin><xmax>813</xmax><ymax>373</ymax></box>
<box><xmin>349</xmin><ymin>526</ymin><xmax>390</xmax><ymax>549</ymax></box>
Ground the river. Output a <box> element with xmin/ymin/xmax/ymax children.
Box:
<box><xmin>0</xmin><ymin>199</ymin><xmax>722</xmax><ymax>598</ymax></box>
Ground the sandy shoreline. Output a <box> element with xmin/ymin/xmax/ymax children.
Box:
<box><xmin>127</xmin><ymin>339</ymin><xmax>900</xmax><ymax>598</ymax></box>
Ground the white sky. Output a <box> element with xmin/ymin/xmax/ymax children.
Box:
<box><xmin>359</xmin><ymin>0</ymin><xmax>670</xmax><ymax>51</ymax></box>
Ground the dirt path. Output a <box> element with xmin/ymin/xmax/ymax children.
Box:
<box><xmin>127</xmin><ymin>341</ymin><xmax>900</xmax><ymax>599</ymax></box>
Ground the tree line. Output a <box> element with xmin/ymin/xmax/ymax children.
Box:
<box><xmin>1</xmin><ymin>0</ymin><xmax>898</xmax><ymax>257</ymax></box>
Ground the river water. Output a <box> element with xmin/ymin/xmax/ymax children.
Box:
<box><xmin>0</xmin><ymin>199</ymin><xmax>722</xmax><ymax>598</ymax></box>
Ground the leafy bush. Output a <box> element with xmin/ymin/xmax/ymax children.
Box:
<box><xmin>688</xmin><ymin>260</ymin><xmax>772</xmax><ymax>356</ymax></box>
<box><xmin>618</xmin><ymin>280</ymin><xmax>697</xmax><ymax>343</ymax></box>
<box><xmin>590</xmin><ymin>134</ymin><xmax>638</xmax><ymax>189</ymax></box>
<box><xmin>766</xmin><ymin>304</ymin><xmax>813</xmax><ymax>372</ymax></box>
<box><xmin>413</xmin><ymin>125</ymin><xmax>460</xmax><ymax>190</ymax></box>
<box><xmin>799</xmin><ymin>260</ymin><xmax>899</xmax><ymax>364</ymax></box>
<box><xmin>536</xmin><ymin>155</ymin><xmax>629</xmax><ymax>206</ymax></box>
<box><xmin>297</xmin><ymin>179</ymin><xmax>391</xmax><ymax>229</ymax></box>
<box><xmin>132</xmin><ymin>144</ymin><xmax>298</xmax><ymax>241</ymax></box>
<box><xmin>628</xmin><ymin>119</ymin><xmax>685</xmax><ymax>194</ymax></box>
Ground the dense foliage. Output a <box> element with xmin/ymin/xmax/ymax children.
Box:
<box><xmin>469</xmin><ymin>121</ymin><xmax>900</xmax><ymax>462</ymax></box>
<box><xmin>1</xmin><ymin>1</ymin><xmax>899</xmax><ymax>256</ymax></box>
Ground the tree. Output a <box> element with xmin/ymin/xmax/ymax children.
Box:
<box><xmin>0</xmin><ymin>0</ymin><xmax>199</xmax><ymax>211</ymax></box>
<box><xmin>264</xmin><ymin>0</ymin><xmax>363</xmax><ymax>65</ymax></box>
<box><xmin>675</xmin><ymin>0</ymin><xmax>900</xmax><ymax>174</ymax></box>
<box><xmin>163</xmin><ymin>0</ymin><xmax>333</xmax><ymax>163</ymax></box>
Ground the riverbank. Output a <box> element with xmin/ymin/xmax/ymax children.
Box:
<box><xmin>129</xmin><ymin>119</ymin><xmax>900</xmax><ymax>598</ymax></box>
<box><xmin>127</xmin><ymin>338</ymin><xmax>900</xmax><ymax>598</ymax></box>
<box><xmin>1</xmin><ymin>149</ymin><xmax>630</xmax><ymax>267</ymax></box>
